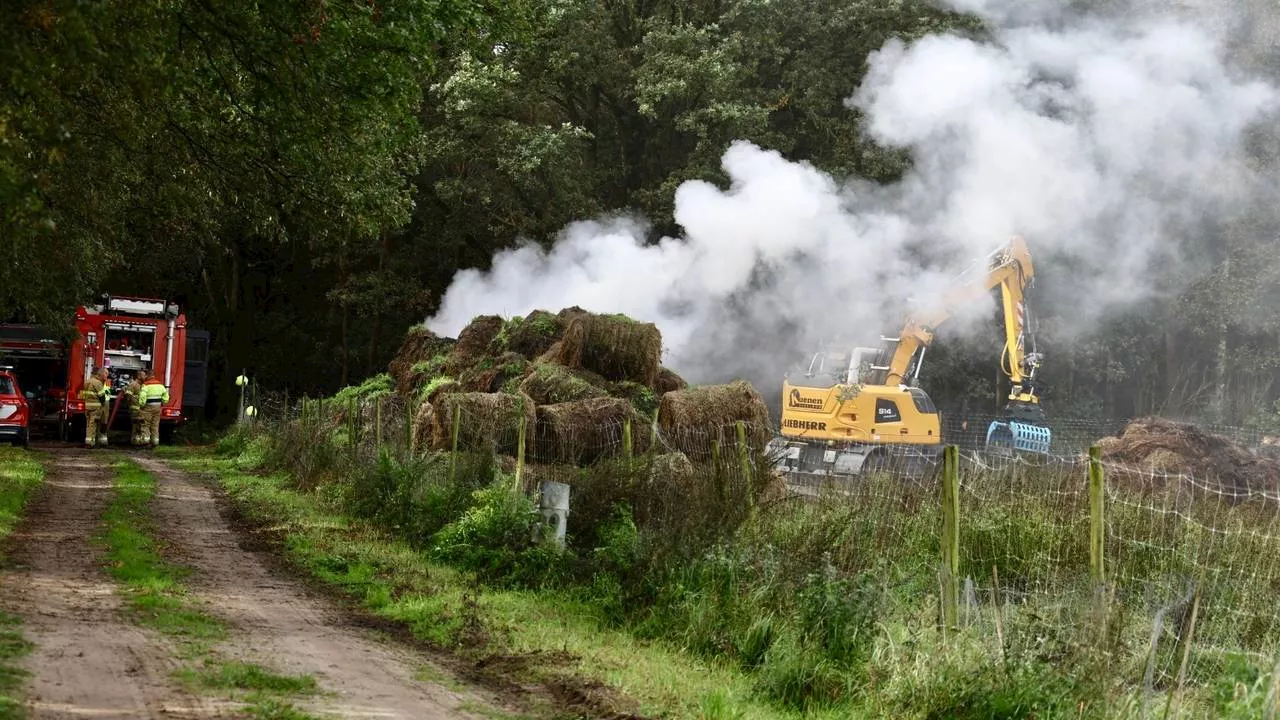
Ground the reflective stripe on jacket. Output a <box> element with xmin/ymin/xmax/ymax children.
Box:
<box><xmin>81</xmin><ymin>377</ymin><xmax>108</xmax><ymax>407</ymax></box>
<box><xmin>139</xmin><ymin>380</ymin><xmax>170</xmax><ymax>405</ymax></box>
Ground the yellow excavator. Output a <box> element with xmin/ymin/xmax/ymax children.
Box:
<box><xmin>769</xmin><ymin>235</ymin><xmax>1051</xmax><ymax>477</ymax></box>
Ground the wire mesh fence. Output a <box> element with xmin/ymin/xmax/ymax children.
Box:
<box><xmin>235</xmin><ymin>392</ymin><xmax>1280</xmax><ymax>706</ymax></box>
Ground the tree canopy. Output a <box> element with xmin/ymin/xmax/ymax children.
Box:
<box><xmin>4</xmin><ymin>0</ymin><xmax>1280</xmax><ymax>428</ymax></box>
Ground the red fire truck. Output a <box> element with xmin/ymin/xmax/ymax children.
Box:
<box><xmin>0</xmin><ymin>295</ymin><xmax>194</xmax><ymax>443</ymax></box>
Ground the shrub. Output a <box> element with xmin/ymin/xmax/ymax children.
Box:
<box><xmin>432</xmin><ymin>480</ymin><xmax>562</xmax><ymax>586</ymax></box>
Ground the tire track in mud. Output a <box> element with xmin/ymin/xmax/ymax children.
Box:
<box><xmin>0</xmin><ymin>448</ymin><xmax>229</xmax><ymax>719</ymax></box>
<box><xmin>131</xmin><ymin>454</ymin><xmax>503</xmax><ymax>720</ymax></box>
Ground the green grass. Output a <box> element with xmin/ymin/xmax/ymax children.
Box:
<box><xmin>0</xmin><ymin>448</ymin><xmax>42</xmax><ymax>541</ymax></box>
<box><xmin>0</xmin><ymin>613</ymin><xmax>33</xmax><ymax>720</ymax></box>
<box><xmin>98</xmin><ymin>460</ymin><xmax>323</xmax><ymax>713</ymax></box>
<box><xmin>177</xmin><ymin>659</ymin><xmax>317</xmax><ymax>695</ymax></box>
<box><xmin>0</xmin><ymin>447</ymin><xmax>45</xmax><ymax>720</ymax></box>
<box><xmin>98</xmin><ymin>460</ymin><xmax>225</xmax><ymax>644</ymax></box>
<box><xmin>167</xmin><ymin>447</ymin><xmax>848</xmax><ymax>720</ymax></box>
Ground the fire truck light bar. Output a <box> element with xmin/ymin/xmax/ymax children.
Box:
<box><xmin>106</xmin><ymin>298</ymin><xmax>167</xmax><ymax>316</ymax></box>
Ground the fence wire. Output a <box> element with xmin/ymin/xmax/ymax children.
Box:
<box><xmin>237</xmin><ymin>393</ymin><xmax>1280</xmax><ymax>709</ymax></box>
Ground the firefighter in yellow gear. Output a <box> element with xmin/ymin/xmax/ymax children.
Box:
<box><xmin>137</xmin><ymin>375</ymin><xmax>170</xmax><ymax>447</ymax></box>
<box><xmin>124</xmin><ymin>370</ymin><xmax>148</xmax><ymax>445</ymax></box>
<box><xmin>79</xmin><ymin>366</ymin><xmax>111</xmax><ymax>448</ymax></box>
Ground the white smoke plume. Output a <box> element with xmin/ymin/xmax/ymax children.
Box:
<box><xmin>427</xmin><ymin>0</ymin><xmax>1278</xmax><ymax>390</ymax></box>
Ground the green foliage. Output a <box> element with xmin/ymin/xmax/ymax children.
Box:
<box><xmin>0</xmin><ymin>612</ymin><xmax>32</xmax><ymax>720</ymax></box>
<box><xmin>333</xmin><ymin>374</ymin><xmax>395</xmax><ymax>404</ymax></box>
<box><xmin>417</xmin><ymin>375</ymin><xmax>458</xmax><ymax>403</ymax></box>
<box><xmin>892</xmin><ymin>655</ymin><xmax>1099</xmax><ymax>720</ymax></box>
<box><xmin>613</xmin><ymin>381</ymin><xmax>659</xmax><ymax>415</ymax></box>
<box><xmin>411</xmin><ymin>356</ymin><xmax>449</xmax><ymax>379</ymax></box>
<box><xmin>431</xmin><ymin>481</ymin><xmax>560</xmax><ymax>585</ymax></box>
<box><xmin>343</xmin><ymin>450</ymin><xmax>491</xmax><ymax>546</ymax></box>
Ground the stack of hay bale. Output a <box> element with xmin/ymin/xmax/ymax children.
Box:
<box><xmin>388</xmin><ymin>307</ymin><xmax>774</xmax><ymax>477</ymax></box>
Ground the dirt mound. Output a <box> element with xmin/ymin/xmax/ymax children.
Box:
<box><xmin>1097</xmin><ymin>417</ymin><xmax>1280</xmax><ymax>493</ymax></box>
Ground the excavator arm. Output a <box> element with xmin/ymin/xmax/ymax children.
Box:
<box><xmin>882</xmin><ymin>236</ymin><xmax>1038</xmax><ymax>388</ymax></box>
<box><xmin>878</xmin><ymin>235</ymin><xmax>1051</xmax><ymax>454</ymax></box>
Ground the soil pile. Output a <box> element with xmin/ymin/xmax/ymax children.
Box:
<box><xmin>1097</xmin><ymin>417</ymin><xmax>1280</xmax><ymax>494</ymax></box>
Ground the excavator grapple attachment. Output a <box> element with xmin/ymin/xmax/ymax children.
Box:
<box><xmin>985</xmin><ymin>420</ymin><xmax>1052</xmax><ymax>456</ymax></box>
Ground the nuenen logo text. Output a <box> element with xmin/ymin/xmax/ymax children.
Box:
<box><xmin>788</xmin><ymin>389</ymin><xmax>823</xmax><ymax>410</ymax></box>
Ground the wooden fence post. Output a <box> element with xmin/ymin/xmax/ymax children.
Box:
<box><xmin>404</xmin><ymin>401</ymin><xmax>413</xmax><ymax>460</ymax></box>
<box><xmin>649</xmin><ymin>407</ymin><xmax>659</xmax><ymax>448</ymax></box>
<box><xmin>375</xmin><ymin>396</ymin><xmax>383</xmax><ymax>452</ymax></box>
<box><xmin>449</xmin><ymin>406</ymin><xmax>462</xmax><ymax>484</ymax></box>
<box><xmin>736</xmin><ymin>421</ymin><xmax>753</xmax><ymax>510</ymax></box>
<box><xmin>940</xmin><ymin>444</ymin><xmax>960</xmax><ymax>632</ymax></box>
<box><xmin>622</xmin><ymin>418</ymin><xmax>633</xmax><ymax>459</ymax></box>
<box><xmin>514</xmin><ymin>409</ymin><xmax>527</xmax><ymax>493</ymax></box>
<box><xmin>1089</xmin><ymin>445</ymin><xmax>1106</xmax><ymax>585</ymax></box>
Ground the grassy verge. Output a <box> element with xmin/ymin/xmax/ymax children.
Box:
<box><xmin>99</xmin><ymin>459</ymin><xmax>322</xmax><ymax>719</ymax></box>
<box><xmin>167</xmin><ymin>446</ymin><xmax>839</xmax><ymax>720</ymax></box>
<box><xmin>0</xmin><ymin>447</ymin><xmax>45</xmax><ymax>720</ymax></box>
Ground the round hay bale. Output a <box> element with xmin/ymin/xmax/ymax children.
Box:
<box><xmin>493</xmin><ymin>352</ymin><xmax>531</xmax><ymax>390</ymax></box>
<box><xmin>503</xmin><ymin>310</ymin><xmax>564</xmax><ymax>359</ymax></box>
<box><xmin>459</xmin><ymin>352</ymin><xmax>530</xmax><ymax>393</ymax></box>
<box><xmin>388</xmin><ymin>327</ymin><xmax>456</xmax><ymax>397</ymax></box>
<box><xmin>558</xmin><ymin>308</ymin><xmax>662</xmax><ymax>388</ymax></box>
<box><xmin>657</xmin><ymin>380</ymin><xmax>771</xmax><ymax>458</ymax></box>
<box><xmin>534</xmin><ymin>397</ymin><xmax>650</xmax><ymax>465</ymax></box>
<box><xmin>422</xmin><ymin>377</ymin><xmax>461</xmax><ymax>405</ymax></box>
<box><xmin>429</xmin><ymin>391</ymin><xmax>536</xmax><ymax>455</ymax></box>
<box><xmin>519</xmin><ymin>363</ymin><xmax>608</xmax><ymax>405</ymax></box>
<box><xmin>647</xmin><ymin>451</ymin><xmax>696</xmax><ymax>488</ymax></box>
<box><xmin>411</xmin><ymin>401</ymin><xmax>435</xmax><ymax>456</ymax></box>
<box><xmin>611</xmin><ymin>380</ymin><xmax>660</xmax><ymax>416</ymax></box>
<box><xmin>537</xmin><ymin>317</ymin><xmax>585</xmax><ymax>368</ymax></box>
<box><xmin>445</xmin><ymin>315</ymin><xmax>505</xmax><ymax>374</ymax></box>
<box><xmin>656</xmin><ymin>367</ymin><xmax>688</xmax><ymax>394</ymax></box>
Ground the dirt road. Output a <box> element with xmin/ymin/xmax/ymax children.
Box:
<box><xmin>0</xmin><ymin>449</ymin><xmax>229</xmax><ymax>718</ymax></box>
<box><xmin>0</xmin><ymin>448</ymin><xmax>507</xmax><ymax>719</ymax></box>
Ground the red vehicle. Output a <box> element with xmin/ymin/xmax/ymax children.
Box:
<box><xmin>0</xmin><ymin>367</ymin><xmax>30</xmax><ymax>447</ymax></box>
<box><xmin>0</xmin><ymin>295</ymin><xmax>190</xmax><ymax>443</ymax></box>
